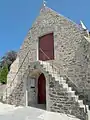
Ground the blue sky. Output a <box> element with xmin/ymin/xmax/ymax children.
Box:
<box><xmin>0</xmin><ymin>0</ymin><xmax>90</xmax><ymax>58</ymax></box>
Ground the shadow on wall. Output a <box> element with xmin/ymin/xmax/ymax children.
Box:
<box><xmin>27</xmin><ymin>70</ymin><xmax>46</xmax><ymax>110</ymax></box>
<box><xmin>0</xmin><ymin>84</ymin><xmax>6</xmax><ymax>100</ymax></box>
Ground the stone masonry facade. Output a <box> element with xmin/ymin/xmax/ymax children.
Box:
<box><xmin>2</xmin><ymin>6</ymin><xmax>90</xmax><ymax>120</ymax></box>
<box><xmin>18</xmin><ymin>6</ymin><xmax>90</xmax><ymax>91</ymax></box>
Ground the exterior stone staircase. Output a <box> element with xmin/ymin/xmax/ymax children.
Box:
<box><xmin>1</xmin><ymin>60</ymin><xmax>89</xmax><ymax>120</ymax></box>
<box><xmin>39</xmin><ymin>61</ymin><xmax>88</xmax><ymax>120</ymax></box>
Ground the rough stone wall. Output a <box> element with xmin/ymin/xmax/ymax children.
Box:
<box><xmin>3</xmin><ymin>57</ymin><xmax>29</xmax><ymax>105</ymax></box>
<box><xmin>0</xmin><ymin>84</ymin><xmax>6</xmax><ymax>100</ymax></box>
<box><xmin>18</xmin><ymin>6</ymin><xmax>90</xmax><ymax>92</ymax></box>
<box><xmin>3</xmin><ymin>6</ymin><xmax>90</xmax><ymax>109</ymax></box>
<box><xmin>3</xmin><ymin>57</ymin><xmax>19</xmax><ymax>101</ymax></box>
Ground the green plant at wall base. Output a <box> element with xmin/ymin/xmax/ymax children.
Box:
<box><xmin>0</xmin><ymin>65</ymin><xmax>8</xmax><ymax>84</ymax></box>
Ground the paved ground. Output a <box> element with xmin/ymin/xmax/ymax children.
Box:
<box><xmin>0</xmin><ymin>102</ymin><xmax>80</xmax><ymax>120</ymax></box>
<box><xmin>0</xmin><ymin>102</ymin><xmax>89</xmax><ymax>120</ymax></box>
<box><xmin>29</xmin><ymin>104</ymin><xmax>46</xmax><ymax>110</ymax></box>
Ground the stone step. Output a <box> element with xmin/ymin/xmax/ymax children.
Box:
<box><xmin>59</xmin><ymin>80</ymin><xmax>66</xmax><ymax>84</ymax></box>
<box><xmin>54</xmin><ymin>76</ymin><xmax>60</xmax><ymax>79</ymax></box>
<box><xmin>54</xmin><ymin>79</ymin><xmax>66</xmax><ymax>84</ymax></box>
<box><xmin>41</xmin><ymin>63</ymin><xmax>51</xmax><ymax>69</ymax></box>
<box><xmin>54</xmin><ymin>81</ymin><xmax>59</xmax><ymax>87</ymax></box>
<box><xmin>45</xmin><ymin>67</ymin><xmax>52</xmax><ymax>71</ymax></box>
<box><xmin>39</xmin><ymin>62</ymin><xmax>58</xmax><ymax>76</ymax></box>
<box><xmin>78</xmin><ymin>100</ymin><xmax>84</xmax><ymax>106</ymax></box>
<box><xmin>62</xmin><ymin>83</ymin><xmax>69</xmax><ymax>89</ymax></box>
<box><xmin>42</xmin><ymin>63</ymin><xmax>56</xmax><ymax>71</ymax></box>
<box><xmin>74</xmin><ymin>95</ymin><xmax>79</xmax><ymax>101</ymax></box>
<box><xmin>54</xmin><ymin>76</ymin><xmax>66</xmax><ymax>81</ymax></box>
<box><xmin>68</xmin><ymin>91</ymin><xmax>75</xmax><ymax>97</ymax></box>
<box><xmin>49</xmin><ymin>72</ymin><xmax>59</xmax><ymax>77</ymax></box>
<box><xmin>68</xmin><ymin>87</ymin><xmax>72</xmax><ymax>91</ymax></box>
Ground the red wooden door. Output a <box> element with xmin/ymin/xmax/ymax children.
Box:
<box><xmin>38</xmin><ymin>73</ymin><xmax>46</xmax><ymax>104</ymax></box>
<box><xmin>39</xmin><ymin>33</ymin><xmax>54</xmax><ymax>61</ymax></box>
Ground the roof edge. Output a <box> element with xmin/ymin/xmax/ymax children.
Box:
<box><xmin>40</xmin><ymin>6</ymin><xmax>84</xmax><ymax>31</ymax></box>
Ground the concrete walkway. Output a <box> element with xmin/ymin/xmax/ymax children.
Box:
<box><xmin>0</xmin><ymin>102</ymin><xmax>89</xmax><ymax>120</ymax></box>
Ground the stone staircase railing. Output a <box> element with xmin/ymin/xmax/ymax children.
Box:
<box><xmin>39</xmin><ymin>61</ymin><xmax>86</xmax><ymax>107</ymax></box>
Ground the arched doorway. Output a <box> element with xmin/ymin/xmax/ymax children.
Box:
<box><xmin>38</xmin><ymin>73</ymin><xmax>46</xmax><ymax>105</ymax></box>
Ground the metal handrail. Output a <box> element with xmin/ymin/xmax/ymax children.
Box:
<box><xmin>5</xmin><ymin>65</ymin><xmax>30</xmax><ymax>104</ymax></box>
<box><xmin>3</xmin><ymin>49</ymin><xmax>32</xmax><ymax>102</ymax></box>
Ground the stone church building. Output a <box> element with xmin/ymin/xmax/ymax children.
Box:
<box><xmin>2</xmin><ymin>5</ymin><xmax>90</xmax><ymax>120</ymax></box>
